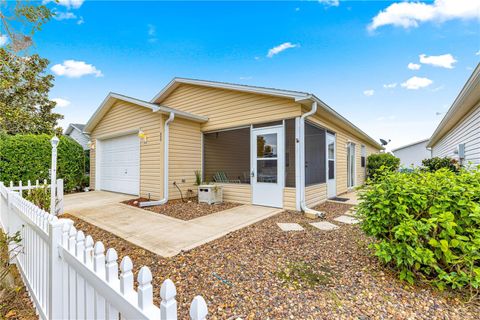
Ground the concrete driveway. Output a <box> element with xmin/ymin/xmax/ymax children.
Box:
<box><xmin>64</xmin><ymin>191</ymin><xmax>282</xmax><ymax>257</ymax></box>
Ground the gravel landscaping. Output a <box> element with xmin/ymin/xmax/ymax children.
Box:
<box><xmin>122</xmin><ymin>197</ymin><xmax>241</xmax><ymax>220</ymax></box>
<box><xmin>62</xmin><ymin>202</ymin><xmax>477</xmax><ymax>319</ymax></box>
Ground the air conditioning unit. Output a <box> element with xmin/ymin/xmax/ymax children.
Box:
<box><xmin>198</xmin><ymin>184</ymin><xmax>223</xmax><ymax>205</ymax></box>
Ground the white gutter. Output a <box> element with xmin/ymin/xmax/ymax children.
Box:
<box><xmin>139</xmin><ymin>112</ymin><xmax>175</xmax><ymax>207</ymax></box>
<box><xmin>299</xmin><ymin>100</ymin><xmax>325</xmax><ymax>218</ymax></box>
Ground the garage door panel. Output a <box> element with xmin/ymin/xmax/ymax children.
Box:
<box><xmin>99</xmin><ymin>134</ymin><xmax>140</xmax><ymax>195</ymax></box>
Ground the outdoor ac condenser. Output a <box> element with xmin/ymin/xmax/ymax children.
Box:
<box><xmin>198</xmin><ymin>184</ymin><xmax>223</xmax><ymax>205</ymax></box>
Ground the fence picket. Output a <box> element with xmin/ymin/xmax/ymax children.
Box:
<box><xmin>94</xmin><ymin>241</ymin><xmax>107</xmax><ymax>319</ymax></box>
<box><xmin>0</xmin><ymin>182</ymin><xmax>208</xmax><ymax>320</ymax></box>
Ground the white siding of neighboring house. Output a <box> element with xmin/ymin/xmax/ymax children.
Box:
<box><xmin>431</xmin><ymin>102</ymin><xmax>480</xmax><ymax>166</ymax></box>
<box><xmin>68</xmin><ymin>127</ymin><xmax>90</xmax><ymax>150</ymax></box>
<box><xmin>393</xmin><ymin>140</ymin><xmax>431</xmax><ymax>168</ymax></box>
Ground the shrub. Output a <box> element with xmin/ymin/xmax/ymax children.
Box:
<box><xmin>0</xmin><ymin>134</ymin><xmax>85</xmax><ymax>192</ymax></box>
<box><xmin>357</xmin><ymin>168</ymin><xmax>480</xmax><ymax>291</ymax></box>
<box><xmin>25</xmin><ymin>186</ymin><xmax>50</xmax><ymax>211</ymax></box>
<box><xmin>366</xmin><ymin>153</ymin><xmax>400</xmax><ymax>181</ymax></box>
<box><xmin>422</xmin><ymin>157</ymin><xmax>460</xmax><ymax>173</ymax></box>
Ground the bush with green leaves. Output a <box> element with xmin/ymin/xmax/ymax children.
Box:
<box><xmin>422</xmin><ymin>157</ymin><xmax>460</xmax><ymax>173</ymax></box>
<box><xmin>0</xmin><ymin>134</ymin><xmax>85</xmax><ymax>192</ymax></box>
<box><xmin>358</xmin><ymin>167</ymin><xmax>480</xmax><ymax>291</ymax></box>
<box><xmin>366</xmin><ymin>153</ymin><xmax>400</xmax><ymax>181</ymax></box>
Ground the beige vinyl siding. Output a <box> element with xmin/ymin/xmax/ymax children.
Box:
<box><xmin>432</xmin><ymin>102</ymin><xmax>480</xmax><ymax>165</ymax></box>
<box><xmin>305</xmin><ymin>184</ymin><xmax>327</xmax><ymax>207</ymax></box>
<box><xmin>307</xmin><ymin>112</ymin><xmax>380</xmax><ymax>196</ymax></box>
<box><xmin>161</xmin><ymin>84</ymin><xmax>302</xmax><ymax>132</ymax></box>
<box><xmin>90</xmin><ymin>101</ymin><xmax>164</xmax><ymax>199</ymax></box>
<box><xmin>216</xmin><ymin>183</ymin><xmax>252</xmax><ymax>204</ymax></box>
<box><xmin>168</xmin><ymin>117</ymin><xmax>202</xmax><ymax>200</ymax></box>
<box><xmin>283</xmin><ymin>187</ymin><xmax>297</xmax><ymax>210</ymax></box>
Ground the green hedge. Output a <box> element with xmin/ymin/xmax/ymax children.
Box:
<box><xmin>0</xmin><ymin>134</ymin><xmax>85</xmax><ymax>192</ymax></box>
<box><xmin>366</xmin><ymin>153</ymin><xmax>400</xmax><ymax>181</ymax></box>
<box><xmin>358</xmin><ymin>168</ymin><xmax>480</xmax><ymax>290</ymax></box>
<box><xmin>422</xmin><ymin>156</ymin><xmax>460</xmax><ymax>173</ymax></box>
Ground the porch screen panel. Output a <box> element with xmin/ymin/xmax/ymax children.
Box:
<box><xmin>203</xmin><ymin>128</ymin><xmax>250</xmax><ymax>184</ymax></box>
<box><xmin>285</xmin><ymin>119</ymin><xmax>296</xmax><ymax>187</ymax></box>
<box><xmin>305</xmin><ymin>122</ymin><xmax>326</xmax><ymax>185</ymax></box>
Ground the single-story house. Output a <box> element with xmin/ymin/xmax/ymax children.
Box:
<box><xmin>427</xmin><ymin>64</ymin><xmax>480</xmax><ymax>166</ymax></box>
<box><xmin>64</xmin><ymin>123</ymin><xmax>90</xmax><ymax>150</ymax></box>
<box><xmin>392</xmin><ymin>139</ymin><xmax>431</xmax><ymax>168</ymax></box>
<box><xmin>84</xmin><ymin>78</ymin><xmax>382</xmax><ymax>210</ymax></box>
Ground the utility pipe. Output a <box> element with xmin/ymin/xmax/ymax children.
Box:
<box><xmin>139</xmin><ymin>112</ymin><xmax>175</xmax><ymax>207</ymax></box>
<box><xmin>299</xmin><ymin>100</ymin><xmax>325</xmax><ymax>218</ymax></box>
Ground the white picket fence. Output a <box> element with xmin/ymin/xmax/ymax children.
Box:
<box><xmin>0</xmin><ymin>182</ymin><xmax>208</xmax><ymax>320</ymax></box>
<box><xmin>4</xmin><ymin>179</ymin><xmax>64</xmax><ymax>216</ymax></box>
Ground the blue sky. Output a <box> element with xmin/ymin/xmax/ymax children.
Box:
<box><xmin>16</xmin><ymin>0</ymin><xmax>480</xmax><ymax>149</ymax></box>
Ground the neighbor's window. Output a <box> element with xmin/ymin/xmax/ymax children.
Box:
<box><xmin>361</xmin><ymin>145</ymin><xmax>366</xmax><ymax>168</ymax></box>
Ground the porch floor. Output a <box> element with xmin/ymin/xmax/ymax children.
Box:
<box><xmin>63</xmin><ymin>191</ymin><xmax>282</xmax><ymax>257</ymax></box>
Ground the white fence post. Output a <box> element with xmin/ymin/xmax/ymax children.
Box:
<box><xmin>56</xmin><ymin>179</ymin><xmax>64</xmax><ymax>216</ymax></box>
<box><xmin>189</xmin><ymin>296</ymin><xmax>208</xmax><ymax>320</ymax></box>
<box><xmin>160</xmin><ymin>279</ymin><xmax>177</xmax><ymax>320</ymax></box>
<box><xmin>48</xmin><ymin>217</ymin><xmax>67</xmax><ymax>319</ymax></box>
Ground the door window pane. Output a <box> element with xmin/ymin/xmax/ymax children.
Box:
<box><xmin>328</xmin><ymin>160</ymin><xmax>335</xmax><ymax>179</ymax></box>
<box><xmin>257</xmin><ymin>160</ymin><xmax>277</xmax><ymax>183</ymax></box>
<box><xmin>328</xmin><ymin>142</ymin><xmax>335</xmax><ymax>159</ymax></box>
<box><xmin>257</xmin><ymin>134</ymin><xmax>277</xmax><ymax>158</ymax></box>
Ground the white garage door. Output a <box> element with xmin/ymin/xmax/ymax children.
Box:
<box><xmin>99</xmin><ymin>134</ymin><xmax>140</xmax><ymax>195</ymax></box>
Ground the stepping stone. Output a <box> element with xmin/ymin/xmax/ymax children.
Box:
<box><xmin>277</xmin><ymin>223</ymin><xmax>304</xmax><ymax>231</ymax></box>
<box><xmin>334</xmin><ymin>215</ymin><xmax>360</xmax><ymax>224</ymax></box>
<box><xmin>345</xmin><ymin>209</ymin><xmax>357</xmax><ymax>217</ymax></box>
<box><xmin>309</xmin><ymin>221</ymin><xmax>339</xmax><ymax>231</ymax></box>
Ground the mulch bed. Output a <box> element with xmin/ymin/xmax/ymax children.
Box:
<box><xmin>122</xmin><ymin>197</ymin><xmax>241</xmax><ymax>221</ymax></box>
<box><xmin>62</xmin><ymin>202</ymin><xmax>477</xmax><ymax>319</ymax></box>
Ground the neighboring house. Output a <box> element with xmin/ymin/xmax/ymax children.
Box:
<box><xmin>83</xmin><ymin>78</ymin><xmax>383</xmax><ymax>210</ymax></box>
<box><xmin>64</xmin><ymin>123</ymin><xmax>90</xmax><ymax>150</ymax></box>
<box><xmin>428</xmin><ymin>64</ymin><xmax>480</xmax><ymax>166</ymax></box>
<box><xmin>392</xmin><ymin>139</ymin><xmax>431</xmax><ymax>168</ymax></box>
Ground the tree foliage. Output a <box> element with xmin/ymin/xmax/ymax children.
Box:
<box><xmin>422</xmin><ymin>157</ymin><xmax>460</xmax><ymax>173</ymax></box>
<box><xmin>0</xmin><ymin>48</ymin><xmax>63</xmax><ymax>135</ymax></box>
<box><xmin>0</xmin><ymin>0</ymin><xmax>54</xmax><ymax>52</ymax></box>
<box><xmin>358</xmin><ymin>168</ymin><xmax>480</xmax><ymax>291</ymax></box>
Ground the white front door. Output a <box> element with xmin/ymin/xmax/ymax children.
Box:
<box><xmin>326</xmin><ymin>133</ymin><xmax>336</xmax><ymax>198</ymax></box>
<box><xmin>251</xmin><ymin>126</ymin><xmax>284</xmax><ymax>208</ymax></box>
<box><xmin>99</xmin><ymin>134</ymin><xmax>140</xmax><ymax>195</ymax></box>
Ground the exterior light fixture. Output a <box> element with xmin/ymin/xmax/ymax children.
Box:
<box><xmin>138</xmin><ymin>130</ymin><xmax>147</xmax><ymax>143</ymax></box>
<box><xmin>87</xmin><ymin>140</ymin><xmax>95</xmax><ymax>150</ymax></box>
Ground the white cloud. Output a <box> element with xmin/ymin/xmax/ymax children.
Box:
<box><xmin>319</xmin><ymin>0</ymin><xmax>339</xmax><ymax>7</ymax></box>
<box><xmin>0</xmin><ymin>34</ymin><xmax>7</xmax><ymax>47</ymax></box>
<box><xmin>267</xmin><ymin>42</ymin><xmax>299</xmax><ymax>58</ymax></box>
<box><xmin>363</xmin><ymin>89</ymin><xmax>375</xmax><ymax>96</ymax></box>
<box><xmin>295</xmin><ymin>7</ymin><xmax>300</xmax><ymax>12</ymax></box>
<box><xmin>408</xmin><ymin>62</ymin><xmax>421</xmax><ymax>70</ymax></box>
<box><xmin>54</xmin><ymin>11</ymin><xmax>77</xmax><ymax>21</ymax></box>
<box><xmin>419</xmin><ymin>53</ymin><xmax>457</xmax><ymax>69</ymax></box>
<box><xmin>476</xmin><ymin>50</ymin><xmax>480</xmax><ymax>56</ymax></box>
<box><xmin>401</xmin><ymin>76</ymin><xmax>433</xmax><ymax>90</ymax></box>
<box><xmin>77</xmin><ymin>16</ymin><xmax>84</xmax><ymax>25</ymax></box>
<box><xmin>43</xmin><ymin>0</ymin><xmax>84</xmax><ymax>9</ymax></box>
<box><xmin>52</xmin><ymin>98</ymin><xmax>71</xmax><ymax>107</ymax></box>
<box><xmin>147</xmin><ymin>24</ymin><xmax>157</xmax><ymax>43</ymax></box>
<box><xmin>51</xmin><ymin>60</ymin><xmax>103</xmax><ymax>78</ymax></box>
<box><xmin>383</xmin><ymin>83</ymin><xmax>397</xmax><ymax>89</ymax></box>
<box><xmin>368</xmin><ymin>0</ymin><xmax>480</xmax><ymax>31</ymax></box>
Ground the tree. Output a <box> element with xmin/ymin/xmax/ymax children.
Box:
<box><xmin>0</xmin><ymin>0</ymin><xmax>53</xmax><ymax>52</ymax></box>
<box><xmin>0</xmin><ymin>48</ymin><xmax>63</xmax><ymax>135</ymax></box>
<box><xmin>0</xmin><ymin>1</ymin><xmax>62</xmax><ymax>135</ymax></box>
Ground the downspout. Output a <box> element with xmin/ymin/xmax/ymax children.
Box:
<box><xmin>299</xmin><ymin>99</ymin><xmax>325</xmax><ymax>218</ymax></box>
<box><xmin>139</xmin><ymin>112</ymin><xmax>175</xmax><ymax>207</ymax></box>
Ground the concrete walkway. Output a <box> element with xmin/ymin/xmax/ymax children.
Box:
<box><xmin>64</xmin><ymin>191</ymin><xmax>282</xmax><ymax>257</ymax></box>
